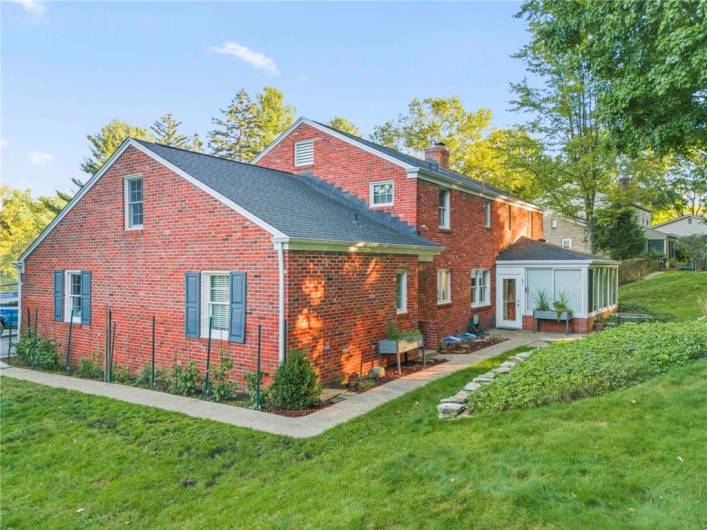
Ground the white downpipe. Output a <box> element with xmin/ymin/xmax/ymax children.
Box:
<box><xmin>14</xmin><ymin>261</ymin><xmax>24</xmax><ymax>334</ymax></box>
<box><xmin>276</xmin><ymin>241</ymin><xmax>286</xmax><ymax>364</ymax></box>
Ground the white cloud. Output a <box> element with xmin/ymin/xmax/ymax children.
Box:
<box><xmin>8</xmin><ymin>0</ymin><xmax>47</xmax><ymax>16</ymax></box>
<box><xmin>0</xmin><ymin>138</ymin><xmax>7</xmax><ymax>149</ymax></box>
<box><xmin>29</xmin><ymin>151</ymin><xmax>54</xmax><ymax>166</ymax></box>
<box><xmin>209</xmin><ymin>41</ymin><xmax>279</xmax><ymax>76</ymax></box>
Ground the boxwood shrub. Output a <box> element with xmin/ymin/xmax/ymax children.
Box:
<box><xmin>469</xmin><ymin>322</ymin><xmax>707</xmax><ymax>413</ymax></box>
<box><xmin>268</xmin><ymin>350</ymin><xmax>321</xmax><ymax>410</ymax></box>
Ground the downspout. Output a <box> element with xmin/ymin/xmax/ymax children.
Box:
<box><xmin>275</xmin><ymin>241</ymin><xmax>286</xmax><ymax>364</ymax></box>
<box><xmin>14</xmin><ymin>261</ymin><xmax>24</xmax><ymax>334</ymax></box>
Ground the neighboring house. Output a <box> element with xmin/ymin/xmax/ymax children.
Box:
<box><xmin>651</xmin><ymin>215</ymin><xmax>707</xmax><ymax>237</ymax></box>
<box><xmin>16</xmin><ymin>117</ymin><xmax>618</xmax><ymax>384</ymax></box>
<box><xmin>643</xmin><ymin>227</ymin><xmax>679</xmax><ymax>259</ymax></box>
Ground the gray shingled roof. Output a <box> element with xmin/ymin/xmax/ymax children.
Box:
<box><xmin>136</xmin><ymin>140</ymin><xmax>438</xmax><ymax>249</ymax></box>
<box><xmin>497</xmin><ymin>237</ymin><xmax>613</xmax><ymax>262</ymax></box>
<box><xmin>314</xmin><ymin>121</ymin><xmax>531</xmax><ymax>204</ymax></box>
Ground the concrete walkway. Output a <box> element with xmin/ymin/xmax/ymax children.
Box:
<box><xmin>0</xmin><ymin>329</ymin><xmax>571</xmax><ymax>438</ymax></box>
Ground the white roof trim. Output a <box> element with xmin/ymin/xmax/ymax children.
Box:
<box><xmin>253</xmin><ymin>117</ymin><xmax>540</xmax><ymax>213</ymax></box>
<box><xmin>496</xmin><ymin>259</ymin><xmax>619</xmax><ymax>266</ymax></box>
<box><xmin>18</xmin><ymin>139</ymin><xmax>288</xmax><ymax>262</ymax></box>
<box><xmin>652</xmin><ymin>214</ymin><xmax>705</xmax><ymax>229</ymax></box>
<box><xmin>273</xmin><ymin>236</ymin><xmax>441</xmax><ymax>262</ymax></box>
<box><xmin>252</xmin><ymin>117</ymin><xmax>416</xmax><ymax>170</ymax></box>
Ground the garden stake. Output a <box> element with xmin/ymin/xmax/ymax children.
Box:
<box><xmin>151</xmin><ymin>315</ymin><xmax>156</xmax><ymax>388</ymax></box>
<box><xmin>31</xmin><ymin>308</ymin><xmax>39</xmax><ymax>367</ymax></box>
<box><xmin>7</xmin><ymin>324</ymin><xmax>13</xmax><ymax>358</ymax></box>
<box><xmin>26</xmin><ymin>307</ymin><xmax>31</xmax><ymax>333</ymax></box>
<box><xmin>104</xmin><ymin>307</ymin><xmax>110</xmax><ymax>382</ymax></box>
<box><xmin>256</xmin><ymin>324</ymin><xmax>262</xmax><ymax>410</ymax></box>
<box><xmin>110</xmin><ymin>320</ymin><xmax>117</xmax><ymax>377</ymax></box>
<box><xmin>64</xmin><ymin>314</ymin><xmax>74</xmax><ymax>374</ymax></box>
<box><xmin>203</xmin><ymin>316</ymin><xmax>213</xmax><ymax>399</ymax></box>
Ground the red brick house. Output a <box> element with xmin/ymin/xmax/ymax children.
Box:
<box><xmin>17</xmin><ymin>118</ymin><xmax>617</xmax><ymax>384</ymax></box>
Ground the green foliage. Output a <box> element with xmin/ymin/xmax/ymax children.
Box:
<box><xmin>112</xmin><ymin>367</ymin><xmax>132</xmax><ymax>385</ymax></box>
<box><xmin>470</xmin><ymin>322</ymin><xmax>707</xmax><ymax>414</ymax></box>
<box><xmin>617</xmin><ymin>302</ymin><xmax>675</xmax><ymax>323</ymax></box>
<box><xmin>208</xmin><ymin>87</ymin><xmax>294</xmax><ymax>161</ymax></box>
<box><xmin>150</xmin><ymin>113</ymin><xmax>200</xmax><ymax>150</ymax></box>
<box><xmin>618</xmin><ymin>257</ymin><xmax>660</xmax><ymax>285</ymax></box>
<box><xmin>169</xmin><ymin>361</ymin><xmax>202</xmax><ymax>397</ymax></box>
<box><xmin>244</xmin><ymin>370</ymin><xmax>268</xmax><ymax>407</ymax></box>
<box><xmin>620</xmin><ymin>271</ymin><xmax>707</xmax><ymax>322</ymax></box>
<box><xmin>552</xmin><ymin>291</ymin><xmax>572</xmax><ymax>320</ymax></box>
<box><xmin>593</xmin><ymin>203</ymin><xmax>646</xmax><ymax>260</ymax></box>
<box><xmin>81</xmin><ymin>119</ymin><xmax>154</xmax><ymax>175</ymax></box>
<box><xmin>0</xmin><ymin>186</ymin><xmax>68</xmax><ymax>281</ymax></box>
<box><xmin>532</xmin><ymin>289</ymin><xmax>551</xmax><ymax>311</ymax></box>
<box><xmin>327</xmin><ymin>116</ymin><xmax>361</xmax><ymax>137</ymax></box>
<box><xmin>135</xmin><ymin>364</ymin><xmax>169</xmax><ymax>389</ymax></box>
<box><xmin>678</xmin><ymin>234</ymin><xmax>707</xmax><ymax>271</ymax></box>
<box><xmin>75</xmin><ymin>358</ymin><xmax>103</xmax><ymax>379</ymax></box>
<box><xmin>207</xmin><ymin>356</ymin><xmax>238</xmax><ymax>402</ymax></box>
<box><xmin>14</xmin><ymin>332</ymin><xmax>60</xmax><ymax>371</ymax></box>
<box><xmin>268</xmin><ymin>350</ymin><xmax>321</xmax><ymax>410</ymax></box>
<box><xmin>384</xmin><ymin>321</ymin><xmax>400</xmax><ymax>340</ymax></box>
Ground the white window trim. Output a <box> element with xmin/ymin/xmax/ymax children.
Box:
<box><xmin>369</xmin><ymin>180</ymin><xmax>394</xmax><ymax>207</ymax></box>
<box><xmin>471</xmin><ymin>268</ymin><xmax>491</xmax><ymax>308</ymax></box>
<box><xmin>64</xmin><ymin>270</ymin><xmax>82</xmax><ymax>323</ymax></box>
<box><xmin>438</xmin><ymin>188</ymin><xmax>451</xmax><ymax>229</ymax></box>
<box><xmin>562</xmin><ymin>239</ymin><xmax>572</xmax><ymax>249</ymax></box>
<box><xmin>124</xmin><ymin>174</ymin><xmax>144</xmax><ymax>230</ymax></box>
<box><xmin>200</xmin><ymin>271</ymin><xmax>230</xmax><ymax>341</ymax></box>
<box><xmin>484</xmin><ymin>199</ymin><xmax>492</xmax><ymax>228</ymax></box>
<box><xmin>395</xmin><ymin>270</ymin><xmax>408</xmax><ymax>315</ymax></box>
<box><xmin>294</xmin><ymin>139</ymin><xmax>314</xmax><ymax>167</ymax></box>
<box><xmin>437</xmin><ymin>268</ymin><xmax>451</xmax><ymax>305</ymax></box>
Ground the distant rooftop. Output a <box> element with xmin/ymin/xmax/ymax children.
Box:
<box><xmin>497</xmin><ymin>237</ymin><xmax>613</xmax><ymax>262</ymax></box>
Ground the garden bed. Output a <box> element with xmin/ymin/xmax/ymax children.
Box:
<box><xmin>346</xmin><ymin>357</ymin><xmax>447</xmax><ymax>393</ymax></box>
<box><xmin>439</xmin><ymin>337</ymin><xmax>507</xmax><ymax>355</ymax></box>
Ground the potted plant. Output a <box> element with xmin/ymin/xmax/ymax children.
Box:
<box><xmin>531</xmin><ymin>289</ymin><xmax>557</xmax><ymax>320</ymax></box>
<box><xmin>552</xmin><ymin>291</ymin><xmax>573</xmax><ymax>322</ymax></box>
<box><xmin>378</xmin><ymin>322</ymin><xmax>423</xmax><ymax>355</ymax></box>
<box><xmin>593</xmin><ymin>316</ymin><xmax>607</xmax><ymax>331</ymax></box>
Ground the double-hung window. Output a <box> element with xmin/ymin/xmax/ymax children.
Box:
<box><xmin>562</xmin><ymin>239</ymin><xmax>572</xmax><ymax>249</ymax></box>
<box><xmin>65</xmin><ymin>271</ymin><xmax>82</xmax><ymax>322</ymax></box>
<box><xmin>437</xmin><ymin>269</ymin><xmax>451</xmax><ymax>305</ymax></box>
<box><xmin>370</xmin><ymin>181</ymin><xmax>394</xmax><ymax>207</ymax></box>
<box><xmin>201</xmin><ymin>272</ymin><xmax>230</xmax><ymax>340</ymax></box>
<box><xmin>470</xmin><ymin>269</ymin><xmax>490</xmax><ymax>307</ymax></box>
<box><xmin>484</xmin><ymin>200</ymin><xmax>492</xmax><ymax>228</ymax></box>
<box><xmin>124</xmin><ymin>175</ymin><xmax>143</xmax><ymax>229</ymax></box>
<box><xmin>395</xmin><ymin>270</ymin><xmax>408</xmax><ymax>314</ymax></box>
<box><xmin>438</xmin><ymin>189</ymin><xmax>450</xmax><ymax>229</ymax></box>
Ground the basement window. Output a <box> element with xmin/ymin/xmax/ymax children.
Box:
<box><xmin>294</xmin><ymin>139</ymin><xmax>314</xmax><ymax>166</ymax></box>
<box><xmin>124</xmin><ymin>175</ymin><xmax>143</xmax><ymax>229</ymax></box>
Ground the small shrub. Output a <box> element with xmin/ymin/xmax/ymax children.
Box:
<box><xmin>112</xmin><ymin>366</ymin><xmax>132</xmax><ymax>384</ymax></box>
<box><xmin>136</xmin><ymin>365</ymin><xmax>169</xmax><ymax>389</ymax></box>
<box><xmin>76</xmin><ymin>358</ymin><xmax>103</xmax><ymax>379</ymax></box>
<box><xmin>14</xmin><ymin>332</ymin><xmax>60</xmax><ymax>371</ymax></box>
<box><xmin>170</xmin><ymin>361</ymin><xmax>202</xmax><ymax>396</ymax></box>
<box><xmin>269</xmin><ymin>350</ymin><xmax>322</xmax><ymax>410</ymax></box>
<box><xmin>207</xmin><ymin>356</ymin><xmax>238</xmax><ymax>402</ymax></box>
<box><xmin>469</xmin><ymin>322</ymin><xmax>707</xmax><ymax>414</ymax></box>
<box><xmin>244</xmin><ymin>370</ymin><xmax>268</xmax><ymax>407</ymax></box>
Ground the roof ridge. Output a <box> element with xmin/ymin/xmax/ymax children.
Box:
<box><xmin>132</xmin><ymin>138</ymin><xmax>301</xmax><ymax>179</ymax></box>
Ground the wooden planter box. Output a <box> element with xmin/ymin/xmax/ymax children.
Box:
<box><xmin>378</xmin><ymin>336</ymin><xmax>425</xmax><ymax>373</ymax></box>
<box><xmin>533</xmin><ymin>310</ymin><xmax>572</xmax><ymax>334</ymax></box>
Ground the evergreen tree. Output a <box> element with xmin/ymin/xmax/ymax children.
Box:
<box><xmin>593</xmin><ymin>203</ymin><xmax>646</xmax><ymax>260</ymax></box>
<box><xmin>190</xmin><ymin>132</ymin><xmax>203</xmax><ymax>153</ymax></box>
<box><xmin>82</xmin><ymin>119</ymin><xmax>153</xmax><ymax>175</ymax></box>
<box><xmin>150</xmin><ymin>113</ymin><xmax>191</xmax><ymax>148</ymax></box>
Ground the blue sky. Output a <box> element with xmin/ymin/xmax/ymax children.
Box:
<box><xmin>1</xmin><ymin>1</ymin><xmax>530</xmax><ymax>197</ymax></box>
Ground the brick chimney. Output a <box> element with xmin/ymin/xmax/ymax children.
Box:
<box><xmin>424</xmin><ymin>142</ymin><xmax>449</xmax><ymax>169</ymax></box>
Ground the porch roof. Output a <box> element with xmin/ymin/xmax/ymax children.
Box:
<box><xmin>497</xmin><ymin>237</ymin><xmax>615</xmax><ymax>263</ymax></box>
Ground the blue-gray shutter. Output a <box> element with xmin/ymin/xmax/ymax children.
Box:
<box><xmin>185</xmin><ymin>272</ymin><xmax>200</xmax><ymax>338</ymax></box>
<box><xmin>229</xmin><ymin>271</ymin><xmax>246</xmax><ymax>343</ymax></box>
<box><xmin>53</xmin><ymin>270</ymin><xmax>64</xmax><ymax>321</ymax></box>
<box><xmin>80</xmin><ymin>271</ymin><xmax>91</xmax><ymax>325</ymax></box>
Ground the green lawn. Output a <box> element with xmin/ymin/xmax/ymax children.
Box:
<box><xmin>2</xmin><ymin>349</ymin><xmax>706</xmax><ymax>529</ymax></box>
<box><xmin>619</xmin><ymin>271</ymin><xmax>707</xmax><ymax>321</ymax></box>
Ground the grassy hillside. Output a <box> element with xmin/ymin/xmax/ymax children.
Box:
<box><xmin>2</xmin><ymin>353</ymin><xmax>706</xmax><ymax>529</ymax></box>
<box><xmin>619</xmin><ymin>271</ymin><xmax>707</xmax><ymax>321</ymax></box>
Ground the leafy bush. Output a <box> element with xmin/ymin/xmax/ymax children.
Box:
<box><xmin>207</xmin><ymin>357</ymin><xmax>238</xmax><ymax>402</ymax></box>
<box><xmin>469</xmin><ymin>322</ymin><xmax>707</xmax><ymax>414</ymax></box>
<box><xmin>14</xmin><ymin>332</ymin><xmax>60</xmax><ymax>370</ymax></box>
<box><xmin>618</xmin><ymin>257</ymin><xmax>659</xmax><ymax>284</ymax></box>
<box><xmin>169</xmin><ymin>361</ymin><xmax>202</xmax><ymax>396</ymax></box>
<box><xmin>112</xmin><ymin>366</ymin><xmax>132</xmax><ymax>384</ymax></box>
<box><xmin>76</xmin><ymin>358</ymin><xmax>103</xmax><ymax>379</ymax></box>
<box><xmin>269</xmin><ymin>350</ymin><xmax>321</xmax><ymax>410</ymax></box>
<box><xmin>244</xmin><ymin>370</ymin><xmax>268</xmax><ymax>407</ymax></box>
<box><xmin>136</xmin><ymin>365</ymin><xmax>169</xmax><ymax>389</ymax></box>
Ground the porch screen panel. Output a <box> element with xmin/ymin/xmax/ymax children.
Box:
<box><xmin>554</xmin><ymin>269</ymin><xmax>582</xmax><ymax>314</ymax></box>
<box><xmin>526</xmin><ymin>268</ymin><xmax>553</xmax><ymax>311</ymax></box>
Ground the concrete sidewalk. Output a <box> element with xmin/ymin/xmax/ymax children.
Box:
<box><xmin>0</xmin><ymin>330</ymin><xmax>564</xmax><ymax>438</ymax></box>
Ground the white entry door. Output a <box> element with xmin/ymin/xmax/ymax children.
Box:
<box><xmin>496</xmin><ymin>274</ymin><xmax>522</xmax><ymax>329</ymax></box>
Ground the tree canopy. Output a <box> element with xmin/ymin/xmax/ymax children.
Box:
<box><xmin>82</xmin><ymin>119</ymin><xmax>154</xmax><ymax>175</ymax></box>
<box><xmin>151</xmin><ymin>113</ymin><xmax>200</xmax><ymax>150</ymax></box>
<box><xmin>328</xmin><ymin>116</ymin><xmax>361</xmax><ymax>137</ymax></box>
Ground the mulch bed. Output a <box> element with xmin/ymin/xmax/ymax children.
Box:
<box><xmin>439</xmin><ymin>336</ymin><xmax>507</xmax><ymax>355</ymax></box>
<box><xmin>346</xmin><ymin>357</ymin><xmax>448</xmax><ymax>394</ymax></box>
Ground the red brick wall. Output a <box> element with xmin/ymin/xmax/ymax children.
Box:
<box><xmin>286</xmin><ymin>250</ymin><xmax>419</xmax><ymax>383</ymax></box>
<box><xmin>522</xmin><ymin>307</ymin><xmax>617</xmax><ymax>334</ymax></box>
<box><xmin>257</xmin><ymin>123</ymin><xmax>418</xmax><ymax>226</ymax></box>
<box><xmin>21</xmin><ymin>146</ymin><xmax>281</xmax><ymax>381</ymax></box>
<box><xmin>416</xmin><ymin>180</ymin><xmax>544</xmax><ymax>345</ymax></box>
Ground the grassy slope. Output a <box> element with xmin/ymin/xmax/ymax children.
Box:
<box><xmin>2</xmin><ymin>351</ymin><xmax>706</xmax><ymax>529</ymax></box>
<box><xmin>619</xmin><ymin>271</ymin><xmax>707</xmax><ymax>321</ymax></box>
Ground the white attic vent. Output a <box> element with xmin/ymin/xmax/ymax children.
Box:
<box><xmin>294</xmin><ymin>139</ymin><xmax>314</xmax><ymax>166</ymax></box>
